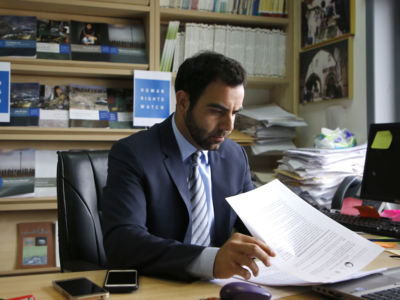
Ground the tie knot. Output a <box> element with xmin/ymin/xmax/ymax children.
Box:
<box><xmin>192</xmin><ymin>151</ymin><xmax>202</xmax><ymax>166</ymax></box>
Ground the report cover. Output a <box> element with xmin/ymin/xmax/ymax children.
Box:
<box><xmin>17</xmin><ymin>222</ymin><xmax>55</xmax><ymax>269</ymax></box>
<box><xmin>0</xmin><ymin>148</ymin><xmax>35</xmax><ymax>198</ymax></box>
<box><xmin>34</xmin><ymin>150</ymin><xmax>57</xmax><ymax>197</ymax></box>
<box><xmin>70</xmin><ymin>20</ymin><xmax>110</xmax><ymax>62</ymax></box>
<box><xmin>107</xmin><ymin>87</ymin><xmax>133</xmax><ymax>128</ymax></box>
<box><xmin>69</xmin><ymin>84</ymin><xmax>109</xmax><ymax>128</ymax></box>
<box><xmin>0</xmin><ymin>82</ymin><xmax>41</xmax><ymax>126</ymax></box>
<box><xmin>39</xmin><ymin>85</ymin><xmax>69</xmax><ymax>128</ymax></box>
<box><xmin>0</xmin><ymin>62</ymin><xmax>10</xmax><ymax>123</ymax></box>
<box><xmin>107</xmin><ymin>23</ymin><xmax>148</xmax><ymax>64</ymax></box>
<box><xmin>0</xmin><ymin>15</ymin><xmax>36</xmax><ymax>57</ymax></box>
<box><xmin>133</xmin><ymin>70</ymin><xmax>171</xmax><ymax>127</ymax></box>
<box><xmin>36</xmin><ymin>19</ymin><xmax>70</xmax><ymax>60</ymax></box>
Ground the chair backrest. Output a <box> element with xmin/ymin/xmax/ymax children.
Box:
<box><xmin>57</xmin><ymin>150</ymin><xmax>109</xmax><ymax>272</ymax></box>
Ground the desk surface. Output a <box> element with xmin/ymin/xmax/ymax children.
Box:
<box><xmin>1</xmin><ymin>249</ymin><xmax>400</xmax><ymax>300</ymax></box>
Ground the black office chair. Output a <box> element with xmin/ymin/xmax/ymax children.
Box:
<box><xmin>57</xmin><ymin>150</ymin><xmax>109</xmax><ymax>272</ymax></box>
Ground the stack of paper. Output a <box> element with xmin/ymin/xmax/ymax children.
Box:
<box><xmin>275</xmin><ymin>144</ymin><xmax>367</xmax><ymax>208</ymax></box>
<box><xmin>235</xmin><ymin>104</ymin><xmax>307</xmax><ymax>155</ymax></box>
<box><xmin>225</xmin><ymin>179</ymin><xmax>384</xmax><ymax>286</ymax></box>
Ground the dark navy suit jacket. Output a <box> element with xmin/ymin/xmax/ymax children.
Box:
<box><xmin>102</xmin><ymin>115</ymin><xmax>254</xmax><ymax>281</ymax></box>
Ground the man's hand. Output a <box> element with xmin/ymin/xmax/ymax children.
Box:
<box><xmin>213</xmin><ymin>232</ymin><xmax>276</xmax><ymax>280</ymax></box>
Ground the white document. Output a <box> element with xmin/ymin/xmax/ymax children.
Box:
<box><xmin>226</xmin><ymin>179</ymin><xmax>384</xmax><ymax>284</ymax></box>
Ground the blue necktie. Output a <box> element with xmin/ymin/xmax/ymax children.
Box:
<box><xmin>189</xmin><ymin>151</ymin><xmax>210</xmax><ymax>246</ymax></box>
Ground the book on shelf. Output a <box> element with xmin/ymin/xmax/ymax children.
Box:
<box><xmin>0</xmin><ymin>62</ymin><xmax>10</xmax><ymax>123</ymax></box>
<box><xmin>0</xmin><ymin>148</ymin><xmax>35</xmax><ymax>198</ymax></box>
<box><xmin>258</xmin><ymin>0</ymin><xmax>287</xmax><ymax>17</ymax></box>
<box><xmin>39</xmin><ymin>85</ymin><xmax>69</xmax><ymax>128</ymax></box>
<box><xmin>107</xmin><ymin>23</ymin><xmax>148</xmax><ymax>64</ymax></box>
<box><xmin>36</xmin><ymin>19</ymin><xmax>70</xmax><ymax>60</ymax></box>
<box><xmin>70</xmin><ymin>20</ymin><xmax>110</xmax><ymax>62</ymax></box>
<box><xmin>160</xmin><ymin>21</ymin><xmax>180</xmax><ymax>72</ymax></box>
<box><xmin>17</xmin><ymin>221</ymin><xmax>56</xmax><ymax>269</ymax></box>
<box><xmin>172</xmin><ymin>32</ymin><xmax>185</xmax><ymax>72</ymax></box>
<box><xmin>34</xmin><ymin>150</ymin><xmax>57</xmax><ymax>198</ymax></box>
<box><xmin>107</xmin><ymin>87</ymin><xmax>134</xmax><ymax>129</ymax></box>
<box><xmin>0</xmin><ymin>82</ymin><xmax>41</xmax><ymax>127</ymax></box>
<box><xmin>0</xmin><ymin>15</ymin><xmax>37</xmax><ymax>57</ymax></box>
<box><xmin>69</xmin><ymin>84</ymin><xmax>109</xmax><ymax>128</ymax></box>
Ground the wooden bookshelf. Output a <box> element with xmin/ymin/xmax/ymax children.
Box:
<box><xmin>0</xmin><ymin>0</ymin><xmax>299</xmax><ymax>275</ymax></box>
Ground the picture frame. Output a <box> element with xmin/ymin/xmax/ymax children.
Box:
<box><xmin>17</xmin><ymin>222</ymin><xmax>56</xmax><ymax>269</ymax></box>
<box><xmin>299</xmin><ymin>38</ymin><xmax>353</xmax><ymax>104</ymax></box>
<box><xmin>301</xmin><ymin>0</ymin><xmax>355</xmax><ymax>49</ymax></box>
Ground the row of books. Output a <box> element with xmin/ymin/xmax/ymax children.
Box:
<box><xmin>0</xmin><ymin>15</ymin><xmax>148</xmax><ymax>64</ymax></box>
<box><xmin>161</xmin><ymin>21</ymin><xmax>287</xmax><ymax>77</ymax></box>
<box><xmin>0</xmin><ymin>149</ymin><xmax>57</xmax><ymax>198</ymax></box>
<box><xmin>160</xmin><ymin>0</ymin><xmax>288</xmax><ymax>17</ymax></box>
<box><xmin>0</xmin><ymin>82</ymin><xmax>134</xmax><ymax>129</ymax></box>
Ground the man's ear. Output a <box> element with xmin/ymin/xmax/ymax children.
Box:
<box><xmin>175</xmin><ymin>90</ymin><xmax>190</xmax><ymax>113</ymax></box>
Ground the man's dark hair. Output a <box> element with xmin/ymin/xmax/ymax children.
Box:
<box><xmin>175</xmin><ymin>51</ymin><xmax>247</xmax><ymax>110</ymax></box>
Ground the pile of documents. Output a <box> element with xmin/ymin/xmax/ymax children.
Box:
<box><xmin>235</xmin><ymin>104</ymin><xmax>307</xmax><ymax>155</ymax></box>
<box><xmin>275</xmin><ymin>144</ymin><xmax>367</xmax><ymax>208</ymax></box>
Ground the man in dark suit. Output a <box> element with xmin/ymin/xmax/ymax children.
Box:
<box><xmin>102</xmin><ymin>51</ymin><xmax>275</xmax><ymax>281</ymax></box>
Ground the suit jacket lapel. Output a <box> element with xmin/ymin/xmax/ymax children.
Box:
<box><xmin>159</xmin><ymin>116</ymin><xmax>192</xmax><ymax>216</ymax></box>
<box><xmin>209</xmin><ymin>148</ymin><xmax>231</xmax><ymax>244</ymax></box>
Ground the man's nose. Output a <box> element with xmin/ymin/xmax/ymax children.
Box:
<box><xmin>221</xmin><ymin>114</ymin><xmax>234</xmax><ymax>132</ymax></box>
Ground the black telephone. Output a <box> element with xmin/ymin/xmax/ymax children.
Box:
<box><xmin>331</xmin><ymin>176</ymin><xmax>362</xmax><ymax>210</ymax></box>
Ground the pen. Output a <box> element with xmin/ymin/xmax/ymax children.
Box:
<box><xmin>368</xmin><ymin>238</ymin><xmax>400</xmax><ymax>242</ymax></box>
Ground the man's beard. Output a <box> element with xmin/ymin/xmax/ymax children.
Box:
<box><xmin>185</xmin><ymin>110</ymin><xmax>228</xmax><ymax>150</ymax></box>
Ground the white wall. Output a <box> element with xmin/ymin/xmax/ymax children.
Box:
<box><xmin>296</xmin><ymin>0</ymin><xmax>368</xmax><ymax>147</ymax></box>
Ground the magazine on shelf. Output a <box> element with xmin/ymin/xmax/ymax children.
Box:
<box><xmin>0</xmin><ymin>62</ymin><xmax>10</xmax><ymax>123</ymax></box>
<box><xmin>0</xmin><ymin>149</ymin><xmax>35</xmax><ymax>198</ymax></box>
<box><xmin>17</xmin><ymin>221</ymin><xmax>56</xmax><ymax>269</ymax></box>
<box><xmin>36</xmin><ymin>19</ymin><xmax>70</xmax><ymax>60</ymax></box>
<box><xmin>108</xmin><ymin>23</ymin><xmax>148</xmax><ymax>64</ymax></box>
<box><xmin>70</xmin><ymin>20</ymin><xmax>110</xmax><ymax>62</ymax></box>
<box><xmin>0</xmin><ymin>15</ymin><xmax>37</xmax><ymax>57</ymax></box>
<box><xmin>39</xmin><ymin>85</ymin><xmax>69</xmax><ymax>127</ymax></box>
<box><xmin>0</xmin><ymin>82</ymin><xmax>41</xmax><ymax>127</ymax></box>
<box><xmin>69</xmin><ymin>84</ymin><xmax>109</xmax><ymax>128</ymax></box>
<box><xmin>107</xmin><ymin>87</ymin><xmax>133</xmax><ymax>129</ymax></box>
<box><xmin>34</xmin><ymin>150</ymin><xmax>57</xmax><ymax>197</ymax></box>
<box><xmin>133</xmin><ymin>70</ymin><xmax>171</xmax><ymax>127</ymax></box>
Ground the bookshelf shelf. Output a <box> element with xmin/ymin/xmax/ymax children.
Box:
<box><xmin>0</xmin><ymin>266</ymin><xmax>60</xmax><ymax>277</ymax></box>
<box><xmin>0</xmin><ymin>197</ymin><xmax>57</xmax><ymax>211</ymax></box>
<box><xmin>0</xmin><ymin>127</ymin><xmax>142</xmax><ymax>141</ymax></box>
<box><xmin>0</xmin><ymin>0</ymin><xmax>150</xmax><ymax>18</ymax></box>
<box><xmin>0</xmin><ymin>58</ymin><xmax>149</xmax><ymax>78</ymax></box>
<box><xmin>160</xmin><ymin>7</ymin><xmax>289</xmax><ymax>27</ymax></box>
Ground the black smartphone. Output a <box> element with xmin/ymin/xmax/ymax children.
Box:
<box><xmin>103</xmin><ymin>269</ymin><xmax>139</xmax><ymax>293</ymax></box>
<box><xmin>53</xmin><ymin>277</ymin><xmax>109</xmax><ymax>300</ymax></box>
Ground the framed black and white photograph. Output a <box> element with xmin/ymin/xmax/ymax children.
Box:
<box><xmin>301</xmin><ymin>0</ymin><xmax>354</xmax><ymax>49</ymax></box>
<box><xmin>299</xmin><ymin>38</ymin><xmax>353</xmax><ymax>104</ymax></box>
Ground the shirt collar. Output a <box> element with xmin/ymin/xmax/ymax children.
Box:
<box><xmin>172</xmin><ymin>113</ymin><xmax>209</xmax><ymax>164</ymax></box>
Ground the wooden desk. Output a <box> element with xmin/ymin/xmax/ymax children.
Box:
<box><xmin>1</xmin><ymin>250</ymin><xmax>400</xmax><ymax>300</ymax></box>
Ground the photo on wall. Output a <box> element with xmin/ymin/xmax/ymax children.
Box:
<box><xmin>301</xmin><ymin>0</ymin><xmax>354</xmax><ymax>49</ymax></box>
<box><xmin>299</xmin><ymin>38</ymin><xmax>352</xmax><ymax>104</ymax></box>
